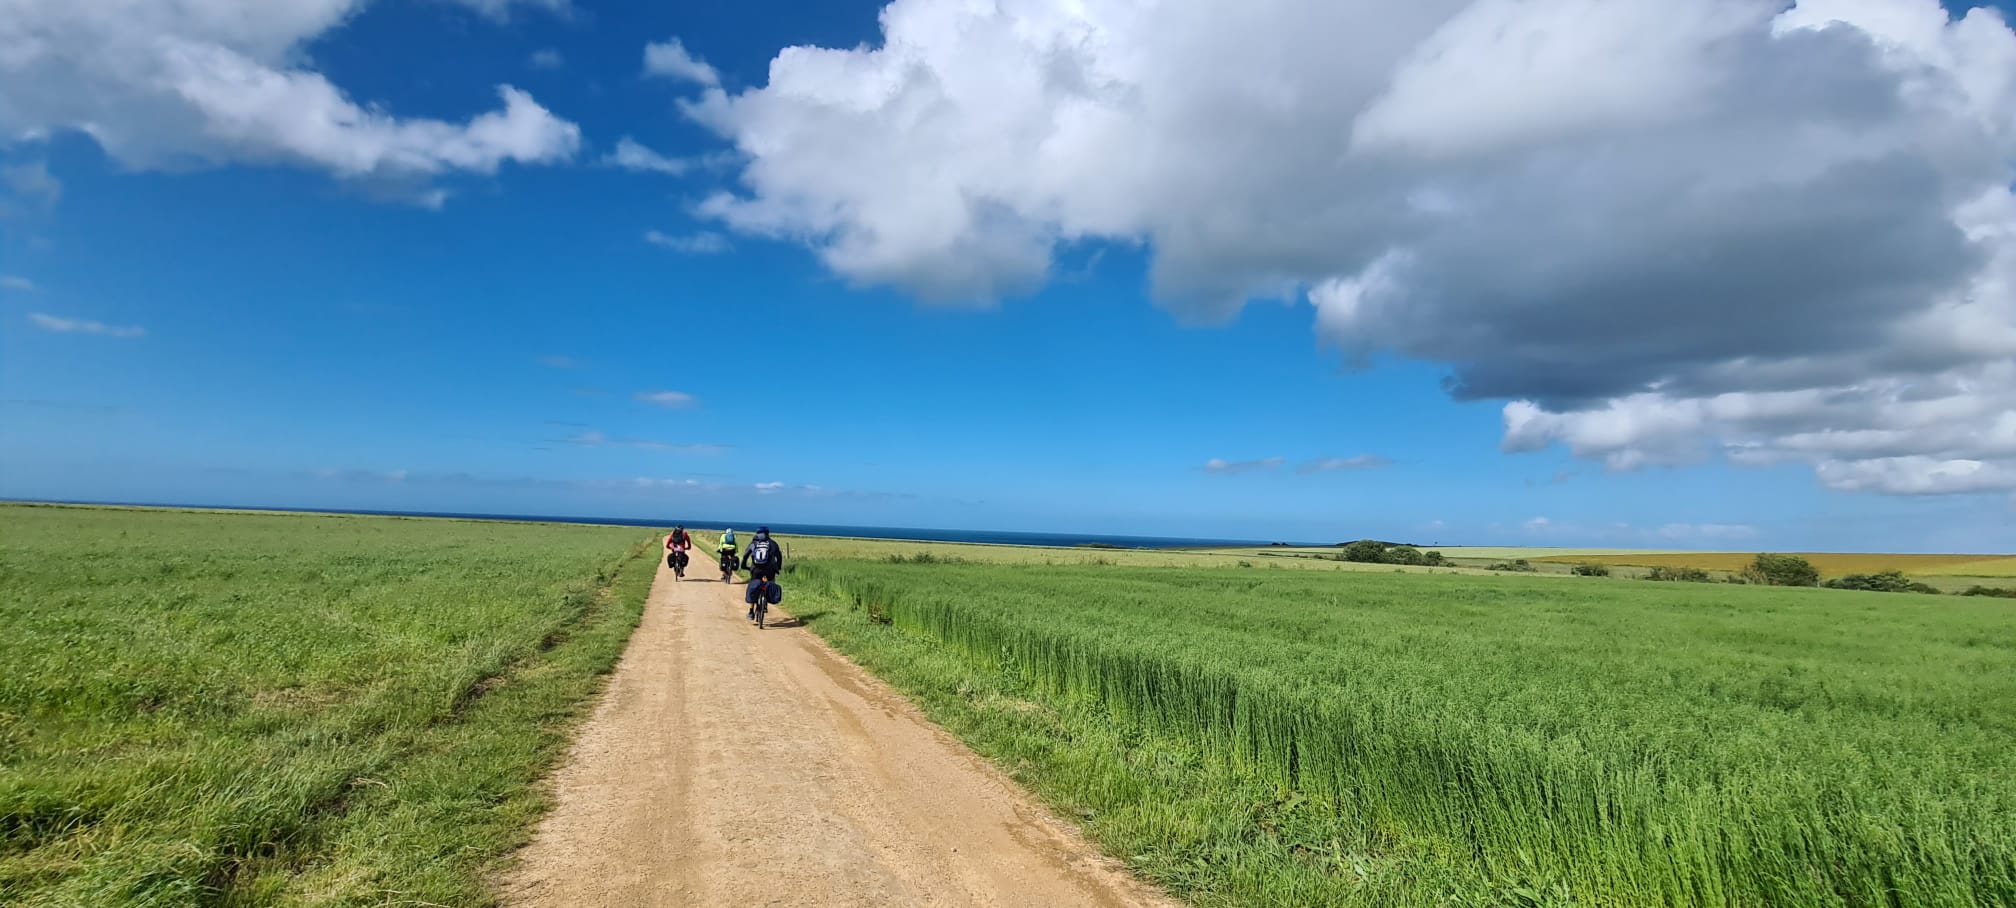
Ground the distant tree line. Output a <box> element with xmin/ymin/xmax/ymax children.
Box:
<box><xmin>1635</xmin><ymin>554</ymin><xmax>2005</xmax><ymax>596</ymax></box>
<box><xmin>1822</xmin><ymin>571</ymin><xmax>1942</xmax><ymax>594</ymax></box>
<box><xmin>1336</xmin><ymin>539</ymin><xmax>1448</xmax><ymax>567</ymax></box>
<box><xmin>1644</xmin><ymin>565</ymin><xmax>1717</xmax><ymax>583</ymax></box>
<box><xmin>1745</xmin><ymin>553</ymin><xmax>1820</xmax><ymax>587</ymax></box>
<box><xmin>1328</xmin><ymin>543</ymin><xmax>2012</xmax><ymax>596</ymax></box>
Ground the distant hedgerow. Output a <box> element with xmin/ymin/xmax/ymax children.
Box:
<box><xmin>1962</xmin><ymin>585</ymin><xmax>2016</xmax><ymax>598</ymax></box>
<box><xmin>1385</xmin><ymin>545</ymin><xmax>1427</xmax><ymax>566</ymax></box>
<box><xmin>1823</xmin><ymin>571</ymin><xmax>1942</xmax><ymax>594</ymax></box>
<box><xmin>1339</xmin><ymin>539</ymin><xmax>1390</xmax><ymax>563</ymax></box>
<box><xmin>1338</xmin><ymin>539</ymin><xmax>1438</xmax><ymax>568</ymax></box>
<box><xmin>884</xmin><ymin>552</ymin><xmax>967</xmax><ymax>565</ymax></box>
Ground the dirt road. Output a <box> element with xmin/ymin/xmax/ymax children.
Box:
<box><xmin>501</xmin><ymin>556</ymin><xmax>1175</xmax><ymax>908</ymax></box>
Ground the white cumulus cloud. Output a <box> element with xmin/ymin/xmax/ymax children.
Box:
<box><xmin>605</xmin><ymin>137</ymin><xmax>695</xmax><ymax>175</ymax></box>
<box><xmin>0</xmin><ymin>0</ymin><xmax>580</xmax><ymax>195</ymax></box>
<box><xmin>644</xmin><ymin>37</ymin><xmax>720</xmax><ymax>87</ymax></box>
<box><xmin>680</xmin><ymin>0</ymin><xmax>2016</xmax><ymax>495</ymax></box>
<box><xmin>1814</xmin><ymin>456</ymin><xmax>2016</xmax><ymax>495</ymax></box>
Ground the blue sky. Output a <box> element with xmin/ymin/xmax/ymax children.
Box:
<box><xmin>3</xmin><ymin>0</ymin><xmax>2014</xmax><ymax>551</ymax></box>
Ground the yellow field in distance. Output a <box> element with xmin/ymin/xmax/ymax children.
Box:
<box><xmin>1911</xmin><ymin>557</ymin><xmax>2016</xmax><ymax>577</ymax></box>
<box><xmin>1430</xmin><ymin>547</ymin><xmax>1674</xmax><ymax>560</ymax></box>
<box><xmin>718</xmin><ymin>532</ymin><xmax>2015</xmax><ymax>579</ymax></box>
<box><xmin>731</xmin><ymin>533</ymin><xmax>1510</xmax><ymax>575</ymax></box>
<box><xmin>1528</xmin><ymin>551</ymin><xmax>2016</xmax><ymax>577</ymax></box>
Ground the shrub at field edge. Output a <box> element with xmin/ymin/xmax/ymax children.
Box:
<box><xmin>1824</xmin><ymin>571</ymin><xmax>1944</xmax><ymax>594</ymax></box>
<box><xmin>1744</xmin><ymin>553</ymin><xmax>1821</xmax><ymax>587</ymax></box>
<box><xmin>1337</xmin><ymin>539</ymin><xmax>1448</xmax><ymax>567</ymax></box>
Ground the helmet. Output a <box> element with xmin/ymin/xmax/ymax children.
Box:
<box><xmin>756</xmin><ymin>526</ymin><xmax>771</xmax><ymax>536</ymax></box>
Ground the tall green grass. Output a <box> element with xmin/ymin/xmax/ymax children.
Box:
<box><xmin>793</xmin><ymin>560</ymin><xmax>2016</xmax><ymax>907</ymax></box>
<box><xmin>0</xmin><ymin>505</ymin><xmax>657</xmax><ymax>907</ymax></box>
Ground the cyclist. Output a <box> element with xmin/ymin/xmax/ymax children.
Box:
<box><xmin>742</xmin><ymin>527</ymin><xmax>784</xmax><ymax>620</ymax></box>
<box><xmin>716</xmin><ymin>531</ymin><xmax>739</xmax><ymax>582</ymax></box>
<box><xmin>665</xmin><ymin>525</ymin><xmax>692</xmax><ymax>576</ymax></box>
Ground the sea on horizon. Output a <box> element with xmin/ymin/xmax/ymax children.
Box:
<box><xmin>11</xmin><ymin>500</ymin><xmax>1305</xmax><ymax>550</ymax></box>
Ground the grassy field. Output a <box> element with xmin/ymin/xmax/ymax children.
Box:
<box><xmin>11</xmin><ymin>511</ymin><xmax>2009</xmax><ymax>906</ymax></box>
<box><xmin>785</xmin><ymin>558</ymin><xmax>2016</xmax><ymax>907</ymax></box>
<box><xmin>0</xmin><ymin>504</ymin><xmax>657</xmax><ymax>907</ymax></box>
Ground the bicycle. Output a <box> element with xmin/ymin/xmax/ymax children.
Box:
<box><xmin>667</xmin><ymin>548</ymin><xmax>689</xmax><ymax>579</ymax></box>
<box><xmin>747</xmin><ymin>576</ymin><xmax>775</xmax><ymax>628</ymax></box>
<box><xmin>718</xmin><ymin>549</ymin><xmax>738</xmax><ymax>583</ymax></box>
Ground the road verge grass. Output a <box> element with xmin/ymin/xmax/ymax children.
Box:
<box><xmin>0</xmin><ymin>505</ymin><xmax>657</xmax><ymax>907</ymax></box>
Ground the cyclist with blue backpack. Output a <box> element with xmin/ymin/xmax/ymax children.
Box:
<box><xmin>742</xmin><ymin>527</ymin><xmax>784</xmax><ymax>625</ymax></box>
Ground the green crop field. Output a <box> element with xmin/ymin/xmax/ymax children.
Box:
<box><xmin>787</xmin><ymin>559</ymin><xmax>2016</xmax><ymax>907</ymax></box>
<box><xmin>0</xmin><ymin>504</ymin><xmax>657</xmax><ymax>907</ymax></box>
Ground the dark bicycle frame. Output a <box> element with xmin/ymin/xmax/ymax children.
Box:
<box><xmin>749</xmin><ymin>576</ymin><xmax>774</xmax><ymax>628</ymax></box>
